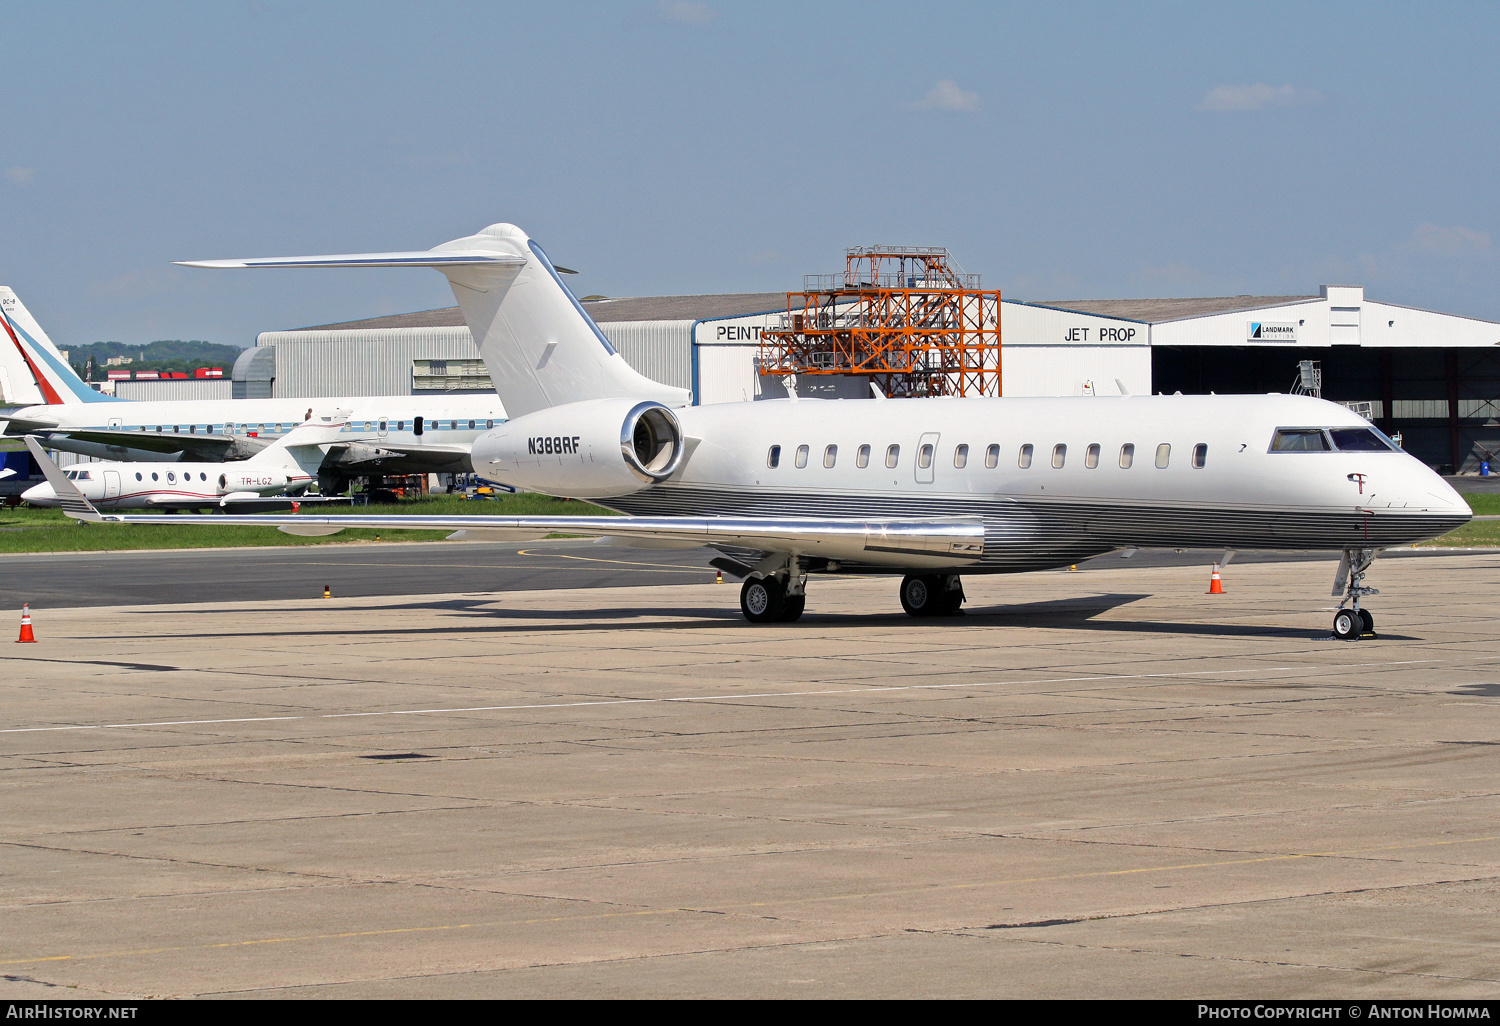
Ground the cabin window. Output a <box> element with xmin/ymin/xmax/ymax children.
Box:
<box><xmin>188</xmin><ymin>425</ymin><xmax>196</xmax><ymax>434</ymax></box>
<box><xmin>1271</xmin><ymin>428</ymin><xmax>1330</xmax><ymax>452</ymax></box>
<box><xmin>207</xmin><ymin>425</ymin><xmax>216</xmax><ymax>433</ymax></box>
<box><xmin>486</xmin><ymin>420</ymin><xmax>494</xmax><ymax>429</ymax></box>
<box><xmin>1052</xmin><ymin>444</ymin><xmax>1067</xmax><ymax>469</ymax></box>
<box><xmin>985</xmin><ymin>444</ymin><xmax>999</xmax><ymax>469</ymax></box>
<box><xmin>795</xmin><ymin>444</ymin><xmax>809</xmax><ymax>468</ymax></box>
<box><xmin>135</xmin><ymin>473</ymin><xmax>142</xmax><ymax>481</ymax></box>
<box><xmin>1018</xmin><ymin>444</ymin><xmax>1033</xmax><ymax>469</ymax></box>
<box><xmin>155</xmin><ymin>426</ymin><xmax>163</xmax><ymax>433</ymax></box>
<box><xmin>151</xmin><ymin>472</ymin><xmax>158</xmax><ymax>481</ymax></box>
<box><xmin>275</xmin><ymin>424</ymin><xmax>284</xmax><ymax>433</ymax></box>
<box><xmin>201</xmin><ymin>472</ymin><xmax>208</xmax><ymax>481</ymax></box>
<box><xmin>1085</xmin><ymin>443</ymin><xmax>1100</xmax><ymax>469</ymax></box>
<box><xmin>173</xmin><ymin>425</ymin><xmax>181</xmax><ymax>433</ymax></box>
<box><xmin>469</xmin><ymin>420</ymin><xmax>476</xmax><ymax>430</ymax></box>
<box><xmin>886</xmin><ymin>444</ymin><xmax>900</xmax><ymax>468</ymax></box>
<box><xmin>918</xmin><ymin>444</ymin><xmax>934</xmax><ymax>469</ymax></box>
<box><xmin>397</xmin><ymin>421</ymin><xmax>406</xmax><ymax>431</ymax></box>
<box><xmin>1155</xmin><ymin>443</ymin><xmax>1171</xmax><ymax>468</ymax></box>
<box><xmin>823</xmin><ymin>444</ymin><xmax>837</xmax><ymax>468</ymax></box>
<box><xmin>450</xmin><ymin>420</ymin><xmax>457</xmax><ymax>430</ymax></box>
<box><xmin>954</xmin><ymin>444</ymin><xmax>968</xmax><ymax>469</ymax></box>
<box><xmin>167</xmin><ymin>472</ymin><xmax>176</xmax><ymax>483</ymax></box>
<box><xmin>1120</xmin><ymin>443</ymin><xmax>1135</xmax><ymax>468</ymax></box>
<box><xmin>1192</xmin><ymin>443</ymin><xmax>1208</xmax><ymax>469</ymax></box>
<box><xmin>856</xmin><ymin>444</ymin><xmax>870</xmax><ymax>468</ymax></box>
<box><xmin>378</xmin><ymin>420</ymin><xmax>387</xmax><ymax>432</ymax></box>
<box><xmin>767</xmin><ymin>445</ymin><xmax>781</xmax><ymax>468</ymax></box>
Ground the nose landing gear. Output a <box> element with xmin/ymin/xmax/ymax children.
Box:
<box><xmin>1332</xmin><ymin>547</ymin><xmax>1379</xmax><ymax>641</ymax></box>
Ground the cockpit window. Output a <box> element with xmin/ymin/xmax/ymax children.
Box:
<box><xmin>1329</xmin><ymin>427</ymin><xmax>1399</xmax><ymax>452</ymax></box>
<box><xmin>1271</xmin><ymin>428</ymin><xmax>1330</xmax><ymax>452</ymax></box>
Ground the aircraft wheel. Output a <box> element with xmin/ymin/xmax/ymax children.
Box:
<box><xmin>779</xmin><ymin>594</ymin><xmax>806</xmax><ymax>622</ymax></box>
<box><xmin>1333</xmin><ymin>608</ymin><xmax>1361</xmax><ymax>641</ymax></box>
<box><xmin>741</xmin><ymin>576</ymin><xmax>786</xmax><ymax>624</ymax></box>
<box><xmin>1359</xmin><ymin>609</ymin><xmax>1375</xmax><ymax>635</ymax></box>
<box><xmin>938</xmin><ymin>576</ymin><xmax>965</xmax><ymax>615</ymax></box>
<box><xmin>900</xmin><ymin>575</ymin><xmax>941</xmax><ymax>617</ymax></box>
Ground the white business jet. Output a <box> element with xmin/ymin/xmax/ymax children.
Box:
<box><xmin>22</xmin><ymin>413</ymin><xmax>349</xmax><ymax>510</ymax></box>
<box><xmin>0</xmin><ymin>287</ymin><xmax>505</xmax><ymax>483</ymax></box>
<box><xmin>39</xmin><ymin>222</ymin><xmax>1472</xmax><ymax>640</ymax></box>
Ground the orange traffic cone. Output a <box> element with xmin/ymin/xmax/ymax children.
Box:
<box><xmin>715</xmin><ymin>570</ymin><xmax>723</xmax><ymax>584</ymax></box>
<box><xmin>323</xmin><ymin>584</ymin><xmax>332</xmax><ymax>599</ymax></box>
<box><xmin>16</xmin><ymin>603</ymin><xmax>36</xmax><ymax>643</ymax></box>
<box><xmin>1207</xmin><ymin>564</ymin><xmax>1224</xmax><ymax>594</ymax></box>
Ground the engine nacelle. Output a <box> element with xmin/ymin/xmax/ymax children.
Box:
<box><xmin>218</xmin><ymin>470</ymin><xmax>289</xmax><ymax>495</ymax></box>
<box><xmin>472</xmin><ymin>398</ymin><xmax>685</xmax><ymax>498</ymax></box>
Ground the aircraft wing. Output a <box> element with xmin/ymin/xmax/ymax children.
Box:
<box><xmin>36</xmin><ymin>428</ymin><xmax>246</xmax><ymax>459</ymax></box>
<box><xmin>99</xmin><ymin>510</ymin><xmax>983</xmax><ymax>565</ymax></box>
<box><xmin>27</xmin><ymin>438</ymin><xmax>983</xmax><ymax>565</ymax></box>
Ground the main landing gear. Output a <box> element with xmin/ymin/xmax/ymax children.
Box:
<box><xmin>1332</xmin><ymin>547</ymin><xmax>1379</xmax><ymax>641</ymax></box>
<box><xmin>899</xmin><ymin>574</ymin><xmax>965</xmax><ymax>617</ymax></box>
<box><xmin>739</xmin><ymin>559</ymin><xmax>807</xmax><ymax>623</ymax></box>
<box><xmin>735</xmin><ymin>562</ymin><xmax>965</xmax><ymax>624</ymax></box>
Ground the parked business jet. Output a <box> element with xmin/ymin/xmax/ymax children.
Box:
<box><xmin>0</xmin><ymin>288</ymin><xmax>506</xmax><ymax>484</ymax></box>
<box><xmin>22</xmin><ymin>412</ymin><xmax>350</xmax><ymax>510</ymax></box>
<box><xmin>42</xmin><ymin>223</ymin><xmax>1472</xmax><ymax>640</ymax></box>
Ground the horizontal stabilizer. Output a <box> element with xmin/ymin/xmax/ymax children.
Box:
<box><xmin>175</xmin><ymin>252</ymin><xmax>526</xmax><ymax>270</ymax></box>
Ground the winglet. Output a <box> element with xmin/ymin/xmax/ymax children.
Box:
<box><xmin>23</xmin><ymin>436</ymin><xmax>103</xmax><ymax>521</ymax></box>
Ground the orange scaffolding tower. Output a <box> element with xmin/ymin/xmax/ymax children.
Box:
<box><xmin>757</xmin><ymin>245</ymin><xmax>1001</xmax><ymax>398</ymax></box>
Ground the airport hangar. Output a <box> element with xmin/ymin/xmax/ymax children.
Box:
<box><xmin>154</xmin><ymin>284</ymin><xmax>1500</xmax><ymax>474</ymax></box>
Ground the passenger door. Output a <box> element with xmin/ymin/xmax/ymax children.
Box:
<box><xmin>103</xmin><ymin>471</ymin><xmax>121</xmax><ymax>500</ymax></box>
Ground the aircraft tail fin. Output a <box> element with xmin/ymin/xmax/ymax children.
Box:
<box><xmin>250</xmin><ymin>410</ymin><xmax>352</xmax><ymax>476</ymax></box>
<box><xmin>0</xmin><ymin>288</ymin><xmax>122</xmax><ymax>406</ymax></box>
<box><xmin>177</xmin><ymin>224</ymin><xmax>692</xmax><ymax>418</ymax></box>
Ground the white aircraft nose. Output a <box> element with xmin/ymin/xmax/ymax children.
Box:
<box><xmin>1427</xmin><ymin>474</ymin><xmax>1473</xmax><ymax>517</ymax></box>
<box><xmin>21</xmin><ymin>482</ymin><xmax>57</xmax><ymax>505</ymax></box>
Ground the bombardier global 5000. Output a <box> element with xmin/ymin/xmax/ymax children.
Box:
<box><xmin>40</xmin><ymin>222</ymin><xmax>1472</xmax><ymax>640</ymax></box>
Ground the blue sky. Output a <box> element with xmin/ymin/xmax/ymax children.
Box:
<box><xmin>2</xmin><ymin>1</ymin><xmax>1496</xmax><ymax>347</ymax></box>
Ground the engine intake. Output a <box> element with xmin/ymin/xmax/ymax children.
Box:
<box><xmin>622</xmin><ymin>402</ymin><xmax>684</xmax><ymax>482</ymax></box>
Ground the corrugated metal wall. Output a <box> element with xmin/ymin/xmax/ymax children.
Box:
<box><xmin>115</xmin><ymin>379</ymin><xmax>234</xmax><ymax>401</ymax></box>
<box><xmin>254</xmin><ymin>322</ymin><xmax>694</xmax><ymax>397</ymax></box>
<box><xmin>597</xmin><ymin>321</ymin><xmax>693</xmax><ymax>390</ymax></box>
<box><xmin>256</xmin><ymin>327</ymin><xmax>477</xmax><ymax>398</ymax></box>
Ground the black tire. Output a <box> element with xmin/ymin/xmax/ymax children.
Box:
<box><xmin>900</xmin><ymin>575</ymin><xmax>940</xmax><ymax>617</ymax></box>
<box><xmin>741</xmin><ymin>576</ymin><xmax>786</xmax><ymax>623</ymax></box>
<box><xmin>938</xmin><ymin>577</ymin><xmax>965</xmax><ymax>615</ymax></box>
<box><xmin>1359</xmin><ymin>609</ymin><xmax>1375</xmax><ymax>635</ymax></box>
<box><xmin>1333</xmin><ymin>608</ymin><xmax>1361</xmax><ymax>641</ymax></box>
<box><xmin>779</xmin><ymin>594</ymin><xmax>806</xmax><ymax>622</ymax></box>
